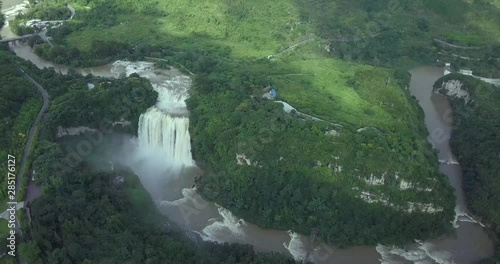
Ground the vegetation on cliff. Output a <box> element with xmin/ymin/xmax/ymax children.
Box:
<box><xmin>0</xmin><ymin>50</ymin><xmax>299</xmax><ymax>263</ymax></box>
<box><xmin>434</xmin><ymin>74</ymin><xmax>500</xmax><ymax>262</ymax></box>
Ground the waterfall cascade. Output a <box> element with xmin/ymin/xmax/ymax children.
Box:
<box><xmin>138</xmin><ymin>108</ymin><xmax>193</xmax><ymax>166</ymax></box>
<box><xmin>112</xmin><ymin>61</ymin><xmax>194</xmax><ymax>167</ymax></box>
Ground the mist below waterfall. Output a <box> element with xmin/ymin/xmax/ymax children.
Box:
<box><xmin>95</xmin><ymin>61</ymin><xmax>196</xmax><ymax>199</ymax></box>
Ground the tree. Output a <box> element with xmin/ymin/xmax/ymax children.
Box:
<box><xmin>19</xmin><ymin>241</ymin><xmax>42</xmax><ymax>263</ymax></box>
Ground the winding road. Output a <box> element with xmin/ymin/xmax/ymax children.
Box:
<box><xmin>14</xmin><ymin>68</ymin><xmax>49</xmax><ymax>238</ymax></box>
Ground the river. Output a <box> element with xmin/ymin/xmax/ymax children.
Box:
<box><xmin>1</xmin><ymin>2</ymin><xmax>495</xmax><ymax>263</ymax></box>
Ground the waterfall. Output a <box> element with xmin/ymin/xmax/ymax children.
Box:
<box><xmin>110</xmin><ymin>61</ymin><xmax>194</xmax><ymax>167</ymax></box>
<box><xmin>138</xmin><ymin>108</ymin><xmax>193</xmax><ymax>166</ymax></box>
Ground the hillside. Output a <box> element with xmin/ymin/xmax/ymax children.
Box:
<box><xmin>12</xmin><ymin>0</ymin><xmax>500</xmax><ymax>247</ymax></box>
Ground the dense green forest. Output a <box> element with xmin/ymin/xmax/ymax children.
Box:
<box><xmin>21</xmin><ymin>158</ymin><xmax>298</xmax><ymax>263</ymax></box>
<box><xmin>10</xmin><ymin>141</ymin><xmax>299</xmax><ymax>263</ymax></box>
<box><xmin>6</xmin><ymin>0</ymin><xmax>500</xmax><ymax>253</ymax></box>
<box><xmin>0</xmin><ymin>47</ymin><xmax>42</xmax><ymax>213</ymax></box>
<box><xmin>30</xmin><ymin>69</ymin><xmax>157</xmax><ymax>140</ymax></box>
<box><xmin>434</xmin><ymin>74</ymin><xmax>500</xmax><ymax>262</ymax></box>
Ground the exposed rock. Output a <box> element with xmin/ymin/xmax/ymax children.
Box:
<box><xmin>325</xmin><ymin>129</ymin><xmax>339</xmax><ymax>137</ymax></box>
<box><xmin>235</xmin><ymin>153</ymin><xmax>261</xmax><ymax>167</ymax></box>
<box><xmin>399</xmin><ymin>179</ymin><xmax>413</xmax><ymax>190</ymax></box>
<box><xmin>436</xmin><ymin>80</ymin><xmax>470</xmax><ymax>103</ymax></box>
<box><xmin>57</xmin><ymin>126</ymin><xmax>97</xmax><ymax>138</ymax></box>
<box><xmin>236</xmin><ymin>153</ymin><xmax>252</xmax><ymax>166</ymax></box>
<box><xmin>358</xmin><ymin>191</ymin><xmax>443</xmax><ymax>214</ymax></box>
<box><xmin>56</xmin><ymin>120</ymin><xmax>131</xmax><ymax>138</ymax></box>
<box><xmin>406</xmin><ymin>202</ymin><xmax>443</xmax><ymax>214</ymax></box>
<box><xmin>362</xmin><ymin>174</ymin><xmax>385</xmax><ymax>186</ymax></box>
<box><xmin>112</xmin><ymin>119</ymin><xmax>132</xmax><ymax>126</ymax></box>
<box><xmin>113</xmin><ymin>175</ymin><xmax>125</xmax><ymax>185</ymax></box>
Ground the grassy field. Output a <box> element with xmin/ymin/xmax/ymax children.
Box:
<box><xmin>45</xmin><ymin>0</ymin><xmax>498</xmax><ymax>124</ymax></box>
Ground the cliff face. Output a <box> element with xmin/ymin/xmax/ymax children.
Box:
<box><xmin>433</xmin><ymin>73</ymin><xmax>500</xmax><ymax>261</ymax></box>
<box><xmin>435</xmin><ymin>79</ymin><xmax>471</xmax><ymax>104</ymax></box>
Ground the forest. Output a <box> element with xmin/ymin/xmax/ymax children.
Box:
<box><xmin>0</xmin><ymin>49</ymin><xmax>300</xmax><ymax>263</ymax></box>
<box><xmin>19</xmin><ymin>156</ymin><xmax>299</xmax><ymax>263</ymax></box>
<box><xmin>0</xmin><ymin>47</ymin><xmax>42</xmax><ymax>220</ymax></box>
<box><xmin>4</xmin><ymin>0</ymin><xmax>500</xmax><ymax>257</ymax></box>
<box><xmin>8</xmin><ymin>145</ymin><xmax>299</xmax><ymax>263</ymax></box>
<box><xmin>434</xmin><ymin>74</ymin><xmax>500</xmax><ymax>262</ymax></box>
<box><xmin>187</xmin><ymin>61</ymin><xmax>455</xmax><ymax>246</ymax></box>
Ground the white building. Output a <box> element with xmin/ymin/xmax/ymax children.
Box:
<box><xmin>444</xmin><ymin>63</ymin><xmax>451</xmax><ymax>75</ymax></box>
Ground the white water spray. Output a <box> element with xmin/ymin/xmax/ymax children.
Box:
<box><xmin>452</xmin><ymin>206</ymin><xmax>483</xmax><ymax>228</ymax></box>
<box><xmin>199</xmin><ymin>207</ymin><xmax>247</xmax><ymax>243</ymax></box>
<box><xmin>111</xmin><ymin>61</ymin><xmax>194</xmax><ymax>167</ymax></box>
<box><xmin>283</xmin><ymin>231</ymin><xmax>309</xmax><ymax>262</ymax></box>
<box><xmin>377</xmin><ymin>240</ymin><xmax>454</xmax><ymax>264</ymax></box>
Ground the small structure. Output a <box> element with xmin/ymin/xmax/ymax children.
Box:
<box><xmin>444</xmin><ymin>63</ymin><xmax>451</xmax><ymax>75</ymax></box>
<box><xmin>271</xmin><ymin>89</ymin><xmax>277</xmax><ymax>98</ymax></box>
<box><xmin>262</xmin><ymin>87</ymin><xmax>278</xmax><ymax>99</ymax></box>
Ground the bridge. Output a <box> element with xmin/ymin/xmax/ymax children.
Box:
<box><xmin>0</xmin><ymin>34</ymin><xmax>36</xmax><ymax>43</ymax></box>
<box><xmin>0</xmin><ymin>3</ymin><xmax>75</xmax><ymax>45</ymax></box>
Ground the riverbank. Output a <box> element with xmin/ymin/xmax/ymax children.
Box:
<box><xmin>406</xmin><ymin>67</ymin><xmax>495</xmax><ymax>263</ymax></box>
<box><xmin>434</xmin><ymin>73</ymin><xmax>500</xmax><ymax>262</ymax></box>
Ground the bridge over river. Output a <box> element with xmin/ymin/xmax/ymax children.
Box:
<box><xmin>1</xmin><ymin>3</ymin><xmax>75</xmax><ymax>45</ymax></box>
<box><xmin>0</xmin><ymin>33</ymin><xmax>37</xmax><ymax>43</ymax></box>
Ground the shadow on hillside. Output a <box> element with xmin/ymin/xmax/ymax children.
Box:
<box><xmin>289</xmin><ymin>0</ymin><xmax>500</xmax><ymax>73</ymax></box>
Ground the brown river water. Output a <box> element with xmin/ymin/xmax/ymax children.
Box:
<box><xmin>1</xmin><ymin>1</ymin><xmax>495</xmax><ymax>263</ymax></box>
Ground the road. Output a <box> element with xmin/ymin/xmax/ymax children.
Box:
<box><xmin>13</xmin><ymin>68</ymin><xmax>49</xmax><ymax>247</ymax></box>
<box><xmin>434</xmin><ymin>38</ymin><xmax>482</xmax><ymax>50</ymax></box>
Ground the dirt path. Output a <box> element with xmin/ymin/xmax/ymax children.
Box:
<box><xmin>267</xmin><ymin>37</ymin><xmax>315</xmax><ymax>59</ymax></box>
<box><xmin>434</xmin><ymin>38</ymin><xmax>482</xmax><ymax>50</ymax></box>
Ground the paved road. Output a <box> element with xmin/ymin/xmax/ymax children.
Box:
<box><xmin>14</xmin><ymin>68</ymin><xmax>49</xmax><ymax>241</ymax></box>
